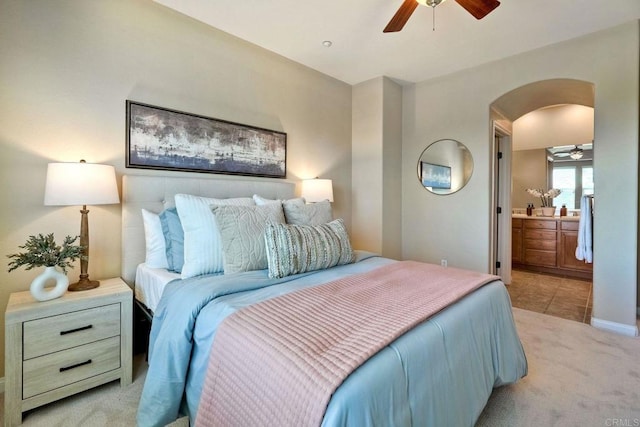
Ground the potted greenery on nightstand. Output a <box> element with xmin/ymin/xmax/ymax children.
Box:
<box><xmin>7</xmin><ymin>233</ymin><xmax>83</xmax><ymax>301</ymax></box>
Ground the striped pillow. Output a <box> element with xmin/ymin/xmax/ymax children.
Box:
<box><xmin>264</xmin><ymin>219</ymin><xmax>355</xmax><ymax>279</ymax></box>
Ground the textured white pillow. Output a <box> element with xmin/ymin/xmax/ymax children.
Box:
<box><xmin>282</xmin><ymin>198</ymin><xmax>333</xmax><ymax>225</ymax></box>
<box><xmin>264</xmin><ymin>218</ymin><xmax>355</xmax><ymax>278</ymax></box>
<box><xmin>252</xmin><ymin>194</ymin><xmax>280</xmax><ymax>206</ymax></box>
<box><xmin>141</xmin><ymin>209</ymin><xmax>169</xmax><ymax>269</ymax></box>
<box><xmin>212</xmin><ymin>203</ymin><xmax>285</xmax><ymax>274</ymax></box>
<box><xmin>175</xmin><ymin>194</ymin><xmax>254</xmax><ymax>279</ymax></box>
<box><xmin>253</xmin><ymin>194</ymin><xmax>305</xmax><ymax>206</ymax></box>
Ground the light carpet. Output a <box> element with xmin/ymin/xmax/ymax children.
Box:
<box><xmin>1</xmin><ymin>308</ymin><xmax>638</xmax><ymax>426</ymax></box>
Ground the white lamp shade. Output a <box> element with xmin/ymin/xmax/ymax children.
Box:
<box><xmin>301</xmin><ymin>178</ymin><xmax>334</xmax><ymax>203</ymax></box>
<box><xmin>44</xmin><ymin>162</ymin><xmax>120</xmax><ymax>206</ymax></box>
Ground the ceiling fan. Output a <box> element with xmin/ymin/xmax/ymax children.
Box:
<box><xmin>384</xmin><ymin>0</ymin><xmax>500</xmax><ymax>33</ymax></box>
<box><xmin>554</xmin><ymin>145</ymin><xmax>584</xmax><ymax>160</ymax></box>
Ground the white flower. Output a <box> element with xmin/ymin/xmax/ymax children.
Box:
<box><xmin>545</xmin><ymin>188</ymin><xmax>561</xmax><ymax>198</ymax></box>
<box><xmin>526</xmin><ymin>188</ymin><xmax>561</xmax><ymax>207</ymax></box>
<box><xmin>526</xmin><ymin>188</ymin><xmax>543</xmax><ymax>198</ymax></box>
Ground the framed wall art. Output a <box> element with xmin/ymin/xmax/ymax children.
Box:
<box><xmin>126</xmin><ymin>101</ymin><xmax>286</xmax><ymax>178</ymax></box>
<box><xmin>420</xmin><ymin>161</ymin><xmax>451</xmax><ymax>189</ymax></box>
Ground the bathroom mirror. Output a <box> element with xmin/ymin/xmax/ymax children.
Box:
<box><xmin>417</xmin><ymin>139</ymin><xmax>473</xmax><ymax>195</ymax></box>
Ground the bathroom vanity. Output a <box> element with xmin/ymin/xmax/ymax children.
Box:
<box><xmin>512</xmin><ymin>215</ymin><xmax>592</xmax><ymax>279</ymax></box>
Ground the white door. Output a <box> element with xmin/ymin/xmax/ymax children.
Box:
<box><xmin>492</xmin><ymin>123</ymin><xmax>512</xmax><ymax>284</ymax></box>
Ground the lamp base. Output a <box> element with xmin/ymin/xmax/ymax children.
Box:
<box><xmin>68</xmin><ymin>278</ymin><xmax>100</xmax><ymax>292</ymax></box>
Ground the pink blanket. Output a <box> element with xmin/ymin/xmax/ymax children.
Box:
<box><xmin>195</xmin><ymin>261</ymin><xmax>499</xmax><ymax>426</ymax></box>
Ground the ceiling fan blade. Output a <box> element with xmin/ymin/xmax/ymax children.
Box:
<box><xmin>455</xmin><ymin>0</ymin><xmax>500</xmax><ymax>20</ymax></box>
<box><xmin>384</xmin><ymin>0</ymin><xmax>419</xmax><ymax>33</ymax></box>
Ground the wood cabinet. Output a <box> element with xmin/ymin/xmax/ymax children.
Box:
<box><xmin>512</xmin><ymin>217</ymin><xmax>592</xmax><ymax>279</ymax></box>
<box><xmin>511</xmin><ymin>218</ymin><xmax>523</xmax><ymax>263</ymax></box>
<box><xmin>558</xmin><ymin>221</ymin><xmax>593</xmax><ymax>272</ymax></box>
<box><xmin>523</xmin><ymin>219</ymin><xmax>557</xmax><ymax>267</ymax></box>
<box><xmin>4</xmin><ymin>278</ymin><xmax>132</xmax><ymax>426</ymax></box>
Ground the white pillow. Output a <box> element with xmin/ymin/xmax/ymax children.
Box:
<box><xmin>282</xmin><ymin>198</ymin><xmax>333</xmax><ymax>225</ymax></box>
<box><xmin>212</xmin><ymin>203</ymin><xmax>285</xmax><ymax>274</ymax></box>
<box><xmin>252</xmin><ymin>194</ymin><xmax>280</xmax><ymax>206</ymax></box>
<box><xmin>141</xmin><ymin>209</ymin><xmax>169</xmax><ymax>269</ymax></box>
<box><xmin>174</xmin><ymin>194</ymin><xmax>254</xmax><ymax>279</ymax></box>
<box><xmin>253</xmin><ymin>194</ymin><xmax>305</xmax><ymax>206</ymax></box>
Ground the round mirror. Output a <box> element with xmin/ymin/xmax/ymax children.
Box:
<box><xmin>417</xmin><ymin>139</ymin><xmax>473</xmax><ymax>195</ymax></box>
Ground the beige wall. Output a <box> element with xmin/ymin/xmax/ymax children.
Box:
<box><xmin>381</xmin><ymin>78</ymin><xmax>403</xmax><ymax>260</ymax></box>
<box><xmin>352</xmin><ymin>79</ymin><xmax>384</xmax><ymax>252</ymax></box>
<box><xmin>511</xmin><ymin>149</ymin><xmax>548</xmax><ymax>209</ymax></box>
<box><xmin>402</xmin><ymin>21</ymin><xmax>639</xmax><ymax>332</ymax></box>
<box><xmin>513</xmin><ymin>104</ymin><xmax>594</xmax><ymax>151</ymax></box>
<box><xmin>0</xmin><ymin>0</ymin><xmax>352</xmax><ymax>377</ymax></box>
<box><xmin>351</xmin><ymin>77</ymin><xmax>402</xmax><ymax>259</ymax></box>
<box><xmin>511</xmin><ymin>104</ymin><xmax>595</xmax><ymax>209</ymax></box>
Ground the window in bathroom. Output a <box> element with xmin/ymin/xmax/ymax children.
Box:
<box><xmin>551</xmin><ymin>163</ymin><xmax>593</xmax><ymax>209</ymax></box>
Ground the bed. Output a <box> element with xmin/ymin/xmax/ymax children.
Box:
<box><xmin>122</xmin><ymin>174</ymin><xmax>527</xmax><ymax>427</ymax></box>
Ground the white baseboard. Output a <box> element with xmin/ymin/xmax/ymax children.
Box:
<box><xmin>591</xmin><ymin>317</ymin><xmax>639</xmax><ymax>337</ymax></box>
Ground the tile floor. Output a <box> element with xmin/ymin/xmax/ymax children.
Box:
<box><xmin>506</xmin><ymin>269</ymin><xmax>592</xmax><ymax>323</ymax></box>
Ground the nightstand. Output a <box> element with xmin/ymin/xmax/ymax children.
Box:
<box><xmin>4</xmin><ymin>277</ymin><xmax>132</xmax><ymax>426</ymax></box>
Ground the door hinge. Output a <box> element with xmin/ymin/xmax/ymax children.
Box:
<box><xmin>497</xmin><ymin>152</ymin><xmax>503</xmax><ymax>159</ymax></box>
<box><xmin>496</xmin><ymin>261</ymin><xmax>501</xmax><ymax>269</ymax></box>
<box><xmin>497</xmin><ymin>206</ymin><xmax>502</xmax><ymax>214</ymax></box>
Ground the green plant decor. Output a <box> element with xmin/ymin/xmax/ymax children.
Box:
<box><xmin>7</xmin><ymin>233</ymin><xmax>83</xmax><ymax>274</ymax></box>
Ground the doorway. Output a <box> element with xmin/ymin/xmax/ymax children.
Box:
<box><xmin>490</xmin><ymin>79</ymin><xmax>596</xmax><ymax>323</ymax></box>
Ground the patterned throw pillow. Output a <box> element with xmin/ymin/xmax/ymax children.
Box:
<box><xmin>212</xmin><ymin>203</ymin><xmax>286</xmax><ymax>274</ymax></box>
<box><xmin>282</xmin><ymin>198</ymin><xmax>332</xmax><ymax>225</ymax></box>
<box><xmin>264</xmin><ymin>218</ymin><xmax>355</xmax><ymax>279</ymax></box>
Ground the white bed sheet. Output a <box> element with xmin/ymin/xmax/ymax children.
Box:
<box><xmin>135</xmin><ymin>263</ymin><xmax>180</xmax><ymax>313</ymax></box>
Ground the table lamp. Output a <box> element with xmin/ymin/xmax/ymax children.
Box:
<box><xmin>301</xmin><ymin>178</ymin><xmax>334</xmax><ymax>203</ymax></box>
<box><xmin>44</xmin><ymin>160</ymin><xmax>120</xmax><ymax>291</ymax></box>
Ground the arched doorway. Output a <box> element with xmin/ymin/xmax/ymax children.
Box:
<box><xmin>490</xmin><ymin>78</ymin><xmax>595</xmax><ymax>322</ymax></box>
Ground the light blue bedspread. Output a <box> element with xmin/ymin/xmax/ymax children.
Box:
<box><xmin>137</xmin><ymin>252</ymin><xmax>527</xmax><ymax>426</ymax></box>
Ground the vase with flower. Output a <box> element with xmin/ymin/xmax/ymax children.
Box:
<box><xmin>526</xmin><ymin>188</ymin><xmax>562</xmax><ymax>216</ymax></box>
<box><xmin>7</xmin><ymin>233</ymin><xmax>83</xmax><ymax>301</ymax></box>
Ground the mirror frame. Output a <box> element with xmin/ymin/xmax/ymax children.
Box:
<box><xmin>417</xmin><ymin>139</ymin><xmax>474</xmax><ymax>195</ymax></box>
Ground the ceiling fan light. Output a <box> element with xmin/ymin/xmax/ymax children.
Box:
<box><xmin>570</xmin><ymin>151</ymin><xmax>583</xmax><ymax>160</ymax></box>
<box><xmin>416</xmin><ymin>0</ymin><xmax>444</xmax><ymax>7</ymax></box>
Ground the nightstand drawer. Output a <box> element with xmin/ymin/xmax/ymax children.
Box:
<box><xmin>23</xmin><ymin>304</ymin><xmax>120</xmax><ymax>360</ymax></box>
<box><xmin>23</xmin><ymin>336</ymin><xmax>120</xmax><ymax>399</ymax></box>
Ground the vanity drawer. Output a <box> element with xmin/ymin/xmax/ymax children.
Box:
<box><xmin>23</xmin><ymin>336</ymin><xmax>120</xmax><ymax>399</ymax></box>
<box><xmin>524</xmin><ymin>230</ymin><xmax>557</xmax><ymax>240</ymax></box>
<box><xmin>23</xmin><ymin>304</ymin><xmax>120</xmax><ymax>360</ymax></box>
<box><xmin>524</xmin><ymin>238</ymin><xmax>556</xmax><ymax>251</ymax></box>
<box><xmin>561</xmin><ymin>221</ymin><xmax>579</xmax><ymax>231</ymax></box>
<box><xmin>525</xmin><ymin>220</ymin><xmax>557</xmax><ymax>230</ymax></box>
<box><xmin>524</xmin><ymin>249</ymin><xmax>557</xmax><ymax>267</ymax></box>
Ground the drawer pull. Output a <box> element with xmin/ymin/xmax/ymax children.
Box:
<box><xmin>59</xmin><ymin>359</ymin><xmax>92</xmax><ymax>372</ymax></box>
<box><xmin>60</xmin><ymin>325</ymin><xmax>93</xmax><ymax>335</ymax></box>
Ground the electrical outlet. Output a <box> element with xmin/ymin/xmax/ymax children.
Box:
<box><xmin>440</xmin><ymin>259</ymin><xmax>447</xmax><ymax>267</ymax></box>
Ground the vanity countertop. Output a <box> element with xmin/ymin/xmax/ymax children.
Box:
<box><xmin>512</xmin><ymin>214</ymin><xmax>580</xmax><ymax>221</ymax></box>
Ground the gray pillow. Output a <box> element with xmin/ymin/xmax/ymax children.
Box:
<box><xmin>212</xmin><ymin>203</ymin><xmax>285</xmax><ymax>274</ymax></box>
<box><xmin>264</xmin><ymin>218</ymin><xmax>355</xmax><ymax>279</ymax></box>
<box><xmin>282</xmin><ymin>198</ymin><xmax>332</xmax><ymax>225</ymax></box>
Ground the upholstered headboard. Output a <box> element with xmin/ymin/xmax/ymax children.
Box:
<box><xmin>121</xmin><ymin>174</ymin><xmax>296</xmax><ymax>285</ymax></box>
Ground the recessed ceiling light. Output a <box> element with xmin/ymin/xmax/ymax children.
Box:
<box><xmin>322</xmin><ymin>40</ymin><xmax>332</xmax><ymax>48</ymax></box>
